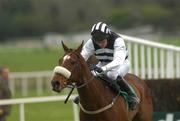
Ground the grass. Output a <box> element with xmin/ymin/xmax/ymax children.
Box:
<box><xmin>157</xmin><ymin>37</ymin><xmax>180</xmax><ymax>46</ymax></box>
<box><xmin>0</xmin><ymin>42</ymin><xmax>80</xmax><ymax>72</ymax></box>
<box><xmin>0</xmin><ymin>48</ymin><xmax>62</xmax><ymax>72</ymax></box>
<box><xmin>7</xmin><ymin>88</ymin><xmax>78</xmax><ymax>121</ymax></box>
<box><xmin>12</xmin><ymin>86</ymin><xmax>78</xmax><ymax>99</ymax></box>
<box><xmin>7</xmin><ymin>101</ymin><xmax>75</xmax><ymax>121</ymax></box>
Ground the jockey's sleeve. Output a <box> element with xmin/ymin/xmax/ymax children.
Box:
<box><xmin>81</xmin><ymin>39</ymin><xmax>95</xmax><ymax>61</ymax></box>
<box><xmin>101</xmin><ymin>37</ymin><xmax>127</xmax><ymax>71</ymax></box>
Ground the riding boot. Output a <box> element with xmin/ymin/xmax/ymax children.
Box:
<box><xmin>116</xmin><ymin>76</ymin><xmax>139</xmax><ymax>110</ymax></box>
<box><xmin>108</xmin><ymin>80</ymin><xmax>121</xmax><ymax>94</ymax></box>
<box><xmin>98</xmin><ymin>74</ymin><xmax>121</xmax><ymax>94</ymax></box>
<box><xmin>73</xmin><ymin>96</ymin><xmax>80</xmax><ymax>104</ymax></box>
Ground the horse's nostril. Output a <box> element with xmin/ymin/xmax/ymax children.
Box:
<box><xmin>55</xmin><ymin>80</ymin><xmax>60</xmax><ymax>85</ymax></box>
<box><xmin>51</xmin><ymin>80</ymin><xmax>58</xmax><ymax>87</ymax></box>
<box><xmin>51</xmin><ymin>80</ymin><xmax>61</xmax><ymax>92</ymax></box>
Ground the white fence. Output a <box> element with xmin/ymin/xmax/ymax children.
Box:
<box><xmin>0</xmin><ymin>95</ymin><xmax>79</xmax><ymax>121</ymax></box>
<box><xmin>10</xmin><ymin>71</ymin><xmax>52</xmax><ymax>96</ymax></box>
<box><xmin>120</xmin><ymin>34</ymin><xmax>180</xmax><ymax>79</ymax></box>
<box><xmin>9</xmin><ymin>34</ymin><xmax>180</xmax><ymax>96</ymax></box>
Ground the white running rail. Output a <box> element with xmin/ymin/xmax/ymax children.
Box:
<box><xmin>10</xmin><ymin>71</ymin><xmax>52</xmax><ymax>96</ymax></box>
<box><xmin>120</xmin><ymin>34</ymin><xmax>180</xmax><ymax>79</ymax></box>
<box><xmin>0</xmin><ymin>95</ymin><xmax>79</xmax><ymax>121</ymax></box>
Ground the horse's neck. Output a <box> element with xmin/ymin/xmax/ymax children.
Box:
<box><xmin>77</xmin><ymin>72</ymin><xmax>113</xmax><ymax>110</ymax></box>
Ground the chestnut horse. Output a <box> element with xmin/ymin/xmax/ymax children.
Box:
<box><xmin>51</xmin><ymin>42</ymin><xmax>153</xmax><ymax>121</ymax></box>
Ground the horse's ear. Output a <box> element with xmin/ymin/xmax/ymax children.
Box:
<box><xmin>75</xmin><ymin>41</ymin><xmax>84</xmax><ymax>53</ymax></box>
<box><xmin>61</xmin><ymin>41</ymin><xmax>69</xmax><ymax>52</ymax></box>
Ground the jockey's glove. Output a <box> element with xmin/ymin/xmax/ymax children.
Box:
<box><xmin>94</xmin><ymin>67</ymin><xmax>103</xmax><ymax>73</ymax></box>
<box><xmin>90</xmin><ymin>65</ymin><xmax>103</xmax><ymax>73</ymax></box>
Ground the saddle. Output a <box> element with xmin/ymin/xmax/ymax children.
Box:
<box><xmin>90</xmin><ymin>65</ymin><xmax>129</xmax><ymax>102</ymax></box>
<box><xmin>96</xmin><ymin>74</ymin><xmax>129</xmax><ymax>101</ymax></box>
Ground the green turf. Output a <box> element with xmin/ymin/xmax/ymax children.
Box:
<box><xmin>0</xmin><ymin>42</ymin><xmax>80</xmax><ymax>72</ymax></box>
<box><xmin>12</xmin><ymin>87</ymin><xmax>78</xmax><ymax>98</ymax></box>
<box><xmin>7</xmin><ymin>101</ymin><xmax>75</xmax><ymax>121</ymax></box>
<box><xmin>158</xmin><ymin>37</ymin><xmax>180</xmax><ymax>46</ymax></box>
<box><xmin>7</xmin><ymin>88</ymin><xmax>79</xmax><ymax>121</ymax></box>
<box><xmin>0</xmin><ymin>48</ymin><xmax>62</xmax><ymax>72</ymax></box>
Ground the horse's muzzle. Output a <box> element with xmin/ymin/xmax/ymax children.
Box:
<box><xmin>51</xmin><ymin>80</ymin><xmax>61</xmax><ymax>93</ymax></box>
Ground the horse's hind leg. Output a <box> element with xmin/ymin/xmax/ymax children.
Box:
<box><xmin>138</xmin><ymin>106</ymin><xmax>153</xmax><ymax>121</ymax></box>
<box><xmin>134</xmin><ymin>101</ymin><xmax>153</xmax><ymax>121</ymax></box>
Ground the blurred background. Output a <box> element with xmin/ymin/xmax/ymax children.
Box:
<box><xmin>0</xmin><ymin>0</ymin><xmax>180</xmax><ymax>44</ymax></box>
<box><xmin>0</xmin><ymin>0</ymin><xmax>180</xmax><ymax>121</ymax></box>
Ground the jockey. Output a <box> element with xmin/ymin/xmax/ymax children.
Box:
<box><xmin>75</xmin><ymin>22</ymin><xmax>139</xmax><ymax>110</ymax></box>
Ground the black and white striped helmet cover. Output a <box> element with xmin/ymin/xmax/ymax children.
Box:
<box><xmin>91</xmin><ymin>22</ymin><xmax>111</xmax><ymax>34</ymax></box>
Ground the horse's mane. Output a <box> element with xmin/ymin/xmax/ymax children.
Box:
<box><xmin>69</xmin><ymin>49</ymin><xmax>89</xmax><ymax>69</ymax></box>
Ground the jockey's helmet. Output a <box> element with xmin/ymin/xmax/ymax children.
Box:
<box><xmin>91</xmin><ymin>22</ymin><xmax>111</xmax><ymax>42</ymax></box>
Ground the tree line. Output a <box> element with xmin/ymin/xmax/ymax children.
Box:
<box><xmin>0</xmin><ymin>0</ymin><xmax>179</xmax><ymax>41</ymax></box>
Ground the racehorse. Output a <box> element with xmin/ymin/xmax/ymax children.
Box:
<box><xmin>51</xmin><ymin>41</ymin><xmax>153</xmax><ymax>121</ymax></box>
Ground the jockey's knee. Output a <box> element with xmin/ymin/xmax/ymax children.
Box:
<box><xmin>116</xmin><ymin>60</ymin><xmax>130</xmax><ymax>75</ymax></box>
<box><xmin>117</xmin><ymin>65</ymin><xmax>130</xmax><ymax>77</ymax></box>
<box><xmin>107</xmin><ymin>71</ymin><xmax>118</xmax><ymax>80</ymax></box>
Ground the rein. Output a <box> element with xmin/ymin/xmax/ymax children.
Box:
<box><xmin>64</xmin><ymin>76</ymin><xmax>95</xmax><ymax>103</ymax></box>
<box><xmin>75</xmin><ymin>76</ymin><xmax>95</xmax><ymax>89</ymax></box>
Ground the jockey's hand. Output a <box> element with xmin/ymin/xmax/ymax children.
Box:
<box><xmin>90</xmin><ymin>65</ymin><xmax>103</xmax><ymax>73</ymax></box>
<box><xmin>94</xmin><ymin>67</ymin><xmax>103</xmax><ymax>73</ymax></box>
<box><xmin>91</xmin><ymin>70</ymin><xmax>103</xmax><ymax>77</ymax></box>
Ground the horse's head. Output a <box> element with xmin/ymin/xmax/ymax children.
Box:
<box><xmin>51</xmin><ymin>41</ymin><xmax>84</xmax><ymax>93</ymax></box>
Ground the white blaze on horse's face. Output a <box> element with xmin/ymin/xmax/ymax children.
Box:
<box><xmin>52</xmin><ymin>55</ymin><xmax>72</xmax><ymax>79</ymax></box>
<box><xmin>63</xmin><ymin>55</ymin><xmax>71</xmax><ymax>64</ymax></box>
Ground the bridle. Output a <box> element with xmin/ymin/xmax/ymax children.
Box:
<box><xmin>61</xmin><ymin>51</ymin><xmax>96</xmax><ymax>103</ymax></box>
<box><xmin>65</xmin><ymin>51</ymin><xmax>96</xmax><ymax>89</ymax></box>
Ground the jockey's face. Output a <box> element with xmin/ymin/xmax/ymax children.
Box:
<box><xmin>95</xmin><ymin>39</ymin><xmax>108</xmax><ymax>48</ymax></box>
